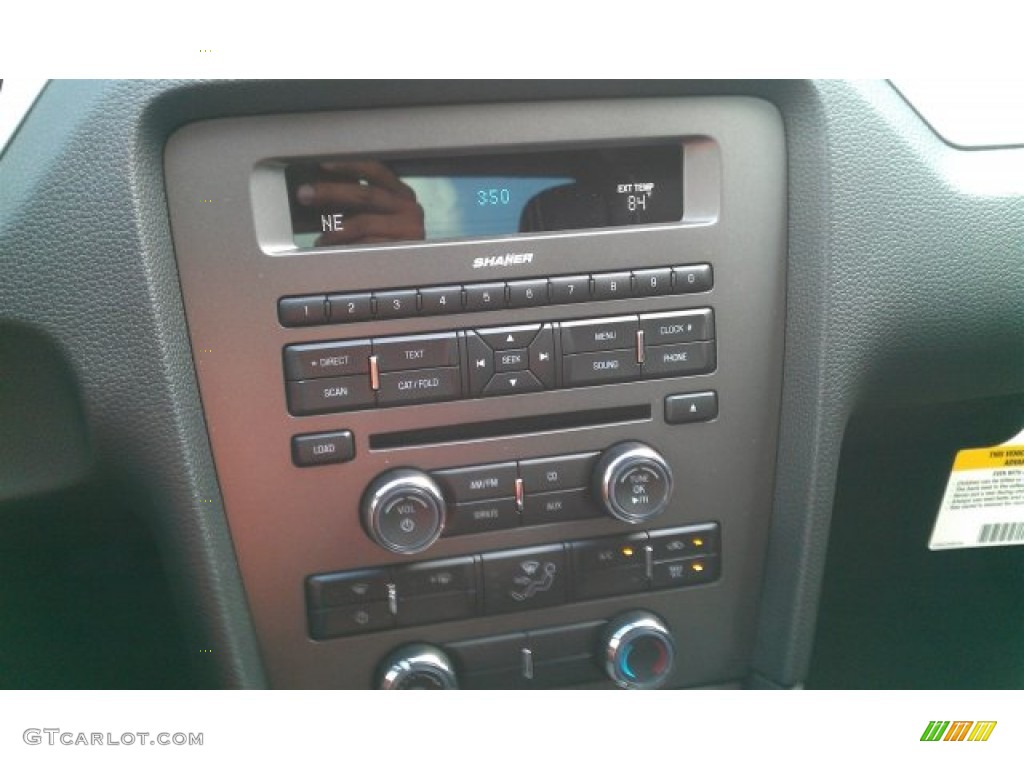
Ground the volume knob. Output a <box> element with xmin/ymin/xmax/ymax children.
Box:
<box><xmin>593</xmin><ymin>441</ymin><xmax>673</xmax><ymax>523</ymax></box>
<box><xmin>362</xmin><ymin>469</ymin><xmax>446</xmax><ymax>555</ymax></box>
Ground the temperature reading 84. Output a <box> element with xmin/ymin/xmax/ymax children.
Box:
<box><xmin>627</xmin><ymin>194</ymin><xmax>648</xmax><ymax>212</ymax></box>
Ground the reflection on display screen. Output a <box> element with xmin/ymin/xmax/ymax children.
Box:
<box><xmin>284</xmin><ymin>144</ymin><xmax>684</xmax><ymax>248</ymax></box>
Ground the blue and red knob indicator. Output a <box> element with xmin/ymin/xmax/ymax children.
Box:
<box><xmin>603</xmin><ymin>610</ymin><xmax>676</xmax><ymax>689</ymax></box>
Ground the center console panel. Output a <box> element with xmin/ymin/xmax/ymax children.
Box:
<box><xmin>164</xmin><ymin>98</ymin><xmax>786</xmax><ymax>688</ymax></box>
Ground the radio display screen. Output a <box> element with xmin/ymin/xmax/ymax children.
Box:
<box><xmin>284</xmin><ymin>143</ymin><xmax>684</xmax><ymax>248</ymax></box>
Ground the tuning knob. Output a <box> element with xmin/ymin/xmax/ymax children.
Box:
<box><xmin>362</xmin><ymin>469</ymin><xmax>446</xmax><ymax>554</ymax></box>
<box><xmin>593</xmin><ymin>441</ymin><xmax>673</xmax><ymax>523</ymax></box>
<box><xmin>602</xmin><ymin>610</ymin><xmax>676</xmax><ymax>689</ymax></box>
<box><xmin>377</xmin><ymin>643</ymin><xmax>459</xmax><ymax>690</ymax></box>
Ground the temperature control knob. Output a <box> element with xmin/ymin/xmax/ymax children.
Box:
<box><xmin>593</xmin><ymin>441</ymin><xmax>673</xmax><ymax>523</ymax></box>
<box><xmin>362</xmin><ymin>469</ymin><xmax>446</xmax><ymax>554</ymax></box>
<box><xmin>378</xmin><ymin>644</ymin><xmax>459</xmax><ymax>690</ymax></box>
<box><xmin>602</xmin><ymin>610</ymin><xmax>676</xmax><ymax>689</ymax></box>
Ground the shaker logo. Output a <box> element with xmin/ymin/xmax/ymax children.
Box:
<box><xmin>472</xmin><ymin>252</ymin><xmax>533</xmax><ymax>269</ymax></box>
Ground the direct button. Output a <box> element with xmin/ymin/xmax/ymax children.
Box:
<box><xmin>283</xmin><ymin>340</ymin><xmax>371</xmax><ymax>380</ymax></box>
<box><xmin>434</xmin><ymin>462</ymin><xmax>517</xmax><ymax>503</ymax></box>
<box><xmin>377</xmin><ymin>367</ymin><xmax>461</xmax><ymax>406</ymax></box>
<box><xmin>561</xmin><ymin>316</ymin><xmax>639</xmax><ymax>354</ymax></box>
<box><xmin>291</xmin><ymin>430</ymin><xmax>355</xmax><ymax>467</ymax></box>
<box><xmin>286</xmin><ymin>375</ymin><xmax>375</xmax><ymax>415</ymax></box>
<box><xmin>373</xmin><ymin>333</ymin><xmax>459</xmax><ymax>372</ymax></box>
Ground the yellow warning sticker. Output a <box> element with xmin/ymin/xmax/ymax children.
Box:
<box><xmin>928</xmin><ymin>427</ymin><xmax>1024</xmax><ymax>550</ymax></box>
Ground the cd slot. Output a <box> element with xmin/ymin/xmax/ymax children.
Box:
<box><xmin>369</xmin><ymin>405</ymin><xmax>651</xmax><ymax>450</ymax></box>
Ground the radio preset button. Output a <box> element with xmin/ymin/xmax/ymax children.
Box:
<box><xmin>563</xmin><ymin>349</ymin><xmax>641</xmax><ymax>386</ymax></box>
<box><xmin>592</xmin><ymin>272</ymin><xmax>633</xmax><ymax>301</ymax></box>
<box><xmin>465</xmin><ymin>282</ymin><xmax>507</xmax><ymax>312</ymax></box>
<box><xmin>433</xmin><ymin>462</ymin><xmax>518</xmax><ymax>503</ymax></box>
<box><xmin>374</xmin><ymin>289</ymin><xmax>419</xmax><ymax>318</ymax></box>
<box><xmin>283</xmin><ymin>340</ymin><xmax>371</xmax><ymax>380</ymax></box>
<box><xmin>507</xmin><ymin>279</ymin><xmax>549</xmax><ymax>308</ymax></box>
<box><xmin>286</xmin><ymin>375</ymin><xmax>375</xmax><ymax>415</ymax></box>
<box><xmin>279</xmin><ymin>295</ymin><xmax>327</xmax><ymax>327</ymax></box>
<box><xmin>419</xmin><ymin>285</ymin><xmax>464</xmax><ymax>315</ymax></box>
<box><xmin>291</xmin><ymin>430</ymin><xmax>355</xmax><ymax>467</ymax></box>
<box><xmin>476</xmin><ymin>324</ymin><xmax>541</xmax><ymax>350</ymax></box>
<box><xmin>561</xmin><ymin>316</ymin><xmax>638</xmax><ymax>354</ymax></box>
<box><xmin>642</xmin><ymin>341</ymin><xmax>716</xmax><ymax>378</ymax></box>
<box><xmin>549</xmin><ymin>275</ymin><xmax>591</xmax><ymax>304</ymax></box>
<box><xmin>377</xmin><ymin>367</ymin><xmax>461</xmax><ymax>406</ymax></box>
<box><xmin>327</xmin><ymin>292</ymin><xmax>373</xmax><ymax>323</ymax></box>
<box><xmin>672</xmin><ymin>264</ymin><xmax>714</xmax><ymax>293</ymax></box>
<box><xmin>632</xmin><ymin>268</ymin><xmax>673</xmax><ymax>297</ymax></box>
<box><xmin>495</xmin><ymin>348</ymin><xmax>529</xmax><ymax>372</ymax></box>
<box><xmin>373</xmin><ymin>332</ymin><xmax>459</xmax><ymax>372</ymax></box>
<box><xmin>640</xmin><ymin>309</ymin><xmax>714</xmax><ymax>345</ymax></box>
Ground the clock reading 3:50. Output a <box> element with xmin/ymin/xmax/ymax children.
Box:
<box><xmin>477</xmin><ymin>188</ymin><xmax>511</xmax><ymax>206</ymax></box>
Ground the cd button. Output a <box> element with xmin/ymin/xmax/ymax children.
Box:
<box><xmin>561</xmin><ymin>316</ymin><xmax>638</xmax><ymax>354</ymax></box>
<box><xmin>465</xmin><ymin>282</ymin><xmax>507</xmax><ymax>312</ymax></box>
<box><xmin>377</xmin><ymin>367</ymin><xmax>461</xmax><ymax>406</ymax></box>
<box><xmin>373</xmin><ymin>332</ymin><xmax>459</xmax><ymax>372</ymax></box>
<box><xmin>519</xmin><ymin>452</ymin><xmax>598</xmax><ymax>494</ymax></box>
